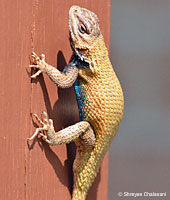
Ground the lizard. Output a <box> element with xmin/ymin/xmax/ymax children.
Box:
<box><xmin>28</xmin><ymin>5</ymin><xmax>124</xmax><ymax>200</ymax></box>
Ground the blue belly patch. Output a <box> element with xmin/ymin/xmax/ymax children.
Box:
<box><xmin>73</xmin><ymin>80</ymin><xmax>84</xmax><ymax>121</ymax></box>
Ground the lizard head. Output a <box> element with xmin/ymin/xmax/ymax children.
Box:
<box><xmin>69</xmin><ymin>5</ymin><xmax>101</xmax><ymax>62</ymax></box>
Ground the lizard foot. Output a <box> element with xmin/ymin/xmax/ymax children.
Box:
<box><xmin>29</xmin><ymin>52</ymin><xmax>47</xmax><ymax>79</ymax></box>
<box><xmin>27</xmin><ymin>112</ymin><xmax>54</xmax><ymax>143</ymax></box>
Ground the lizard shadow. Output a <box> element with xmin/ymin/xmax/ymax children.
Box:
<box><xmin>30</xmin><ymin>51</ymin><xmax>101</xmax><ymax>198</ymax></box>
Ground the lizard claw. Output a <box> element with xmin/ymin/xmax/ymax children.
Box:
<box><xmin>31</xmin><ymin>52</ymin><xmax>46</xmax><ymax>63</ymax></box>
<box><xmin>30</xmin><ymin>70</ymin><xmax>42</xmax><ymax>79</ymax></box>
<box><xmin>27</xmin><ymin>112</ymin><xmax>54</xmax><ymax>141</ymax></box>
<box><xmin>29</xmin><ymin>52</ymin><xmax>47</xmax><ymax>79</ymax></box>
<box><xmin>40</xmin><ymin>54</ymin><xmax>45</xmax><ymax>61</ymax></box>
<box><xmin>30</xmin><ymin>52</ymin><xmax>40</xmax><ymax>64</ymax></box>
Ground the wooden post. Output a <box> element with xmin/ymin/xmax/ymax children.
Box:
<box><xmin>0</xmin><ymin>1</ymin><xmax>110</xmax><ymax>199</ymax></box>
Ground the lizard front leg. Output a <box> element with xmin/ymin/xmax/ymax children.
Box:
<box><xmin>28</xmin><ymin>112</ymin><xmax>96</xmax><ymax>146</ymax></box>
<box><xmin>29</xmin><ymin>52</ymin><xmax>78</xmax><ymax>88</ymax></box>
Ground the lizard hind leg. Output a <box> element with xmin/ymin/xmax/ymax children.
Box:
<box><xmin>28</xmin><ymin>112</ymin><xmax>96</xmax><ymax>146</ymax></box>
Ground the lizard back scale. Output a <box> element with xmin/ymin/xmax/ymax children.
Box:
<box><xmin>28</xmin><ymin>5</ymin><xmax>124</xmax><ymax>200</ymax></box>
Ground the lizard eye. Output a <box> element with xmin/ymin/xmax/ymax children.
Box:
<box><xmin>79</xmin><ymin>24</ymin><xmax>86</xmax><ymax>34</ymax></box>
<box><xmin>79</xmin><ymin>23</ymin><xmax>90</xmax><ymax>34</ymax></box>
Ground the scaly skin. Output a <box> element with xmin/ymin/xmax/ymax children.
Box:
<box><xmin>28</xmin><ymin>6</ymin><xmax>124</xmax><ymax>200</ymax></box>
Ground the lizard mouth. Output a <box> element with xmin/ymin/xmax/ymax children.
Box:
<box><xmin>69</xmin><ymin>6</ymin><xmax>87</xmax><ymax>59</ymax></box>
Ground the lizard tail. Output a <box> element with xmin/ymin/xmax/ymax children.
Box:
<box><xmin>72</xmin><ymin>137</ymin><xmax>112</xmax><ymax>200</ymax></box>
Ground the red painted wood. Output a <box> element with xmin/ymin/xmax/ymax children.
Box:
<box><xmin>0</xmin><ymin>0</ymin><xmax>33</xmax><ymax>199</ymax></box>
